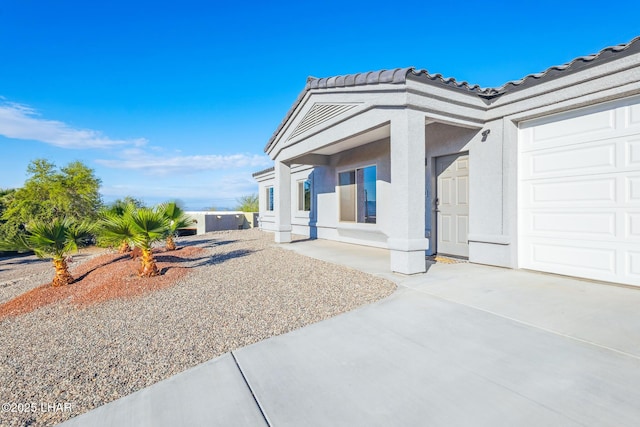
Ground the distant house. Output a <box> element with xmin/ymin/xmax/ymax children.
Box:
<box><xmin>253</xmin><ymin>37</ymin><xmax>640</xmax><ymax>286</ymax></box>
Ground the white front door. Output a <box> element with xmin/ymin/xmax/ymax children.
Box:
<box><xmin>436</xmin><ymin>153</ymin><xmax>469</xmax><ymax>257</ymax></box>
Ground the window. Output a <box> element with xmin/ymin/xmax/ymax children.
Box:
<box><xmin>266</xmin><ymin>187</ymin><xmax>274</xmax><ymax>211</ymax></box>
<box><xmin>338</xmin><ymin>165</ymin><xmax>376</xmax><ymax>223</ymax></box>
<box><xmin>298</xmin><ymin>179</ymin><xmax>311</xmax><ymax>211</ymax></box>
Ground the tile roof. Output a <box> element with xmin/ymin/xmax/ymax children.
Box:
<box><xmin>485</xmin><ymin>35</ymin><xmax>640</xmax><ymax>96</ymax></box>
<box><xmin>263</xmin><ymin>36</ymin><xmax>640</xmax><ymax>153</ymax></box>
<box><xmin>305</xmin><ymin>36</ymin><xmax>640</xmax><ymax>98</ymax></box>
<box><xmin>307</xmin><ymin>66</ymin><xmax>489</xmax><ymax>95</ymax></box>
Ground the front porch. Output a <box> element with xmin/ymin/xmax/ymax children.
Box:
<box><xmin>256</xmin><ymin>68</ymin><xmax>493</xmax><ymax>274</ymax></box>
<box><xmin>270</xmin><ymin>115</ymin><xmax>481</xmax><ymax>274</ymax></box>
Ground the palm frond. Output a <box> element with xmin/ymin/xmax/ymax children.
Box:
<box><xmin>17</xmin><ymin>217</ymin><xmax>91</xmax><ymax>260</ymax></box>
<box><xmin>0</xmin><ymin>233</ymin><xmax>30</xmax><ymax>253</ymax></box>
<box><xmin>98</xmin><ymin>210</ymin><xmax>136</xmax><ymax>246</ymax></box>
<box><xmin>159</xmin><ymin>201</ymin><xmax>195</xmax><ymax>234</ymax></box>
<box><xmin>127</xmin><ymin>207</ymin><xmax>170</xmax><ymax>250</ymax></box>
<box><xmin>65</xmin><ymin>219</ymin><xmax>96</xmax><ymax>252</ymax></box>
<box><xmin>25</xmin><ymin>218</ymin><xmax>67</xmax><ymax>259</ymax></box>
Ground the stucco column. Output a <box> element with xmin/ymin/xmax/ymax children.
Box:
<box><xmin>274</xmin><ymin>160</ymin><xmax>292</xmax><ymax>243</ymax></box>
<box><xmin>388</xmin><ymin>110</ymin><xmax>428</xmax><ymax>274</ymax></box>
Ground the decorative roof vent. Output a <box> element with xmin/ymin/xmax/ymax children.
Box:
<box><xmin>288</xmin><ymin>103</ymin><xmax>358</xmax><ymax>141</ymax></box>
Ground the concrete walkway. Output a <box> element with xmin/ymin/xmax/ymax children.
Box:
<box><xmin>61</xmin><ymin>240</ymin><xmax>640</xmax><ymax>427</ymax></box>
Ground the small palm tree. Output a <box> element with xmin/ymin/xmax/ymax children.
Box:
<box><xmin>98</xmin><ymin>202</ymin><xmax>137</xmax><ymax>253</ymax></box>
<box><xmin>0</xmin><ymin>217</ymin><xmax>95</xmax><ymax>287</ymax></box>
<box><xmin>159</xmin><ymin>201</ymin><xmax>194</xmax><ymax>251</ymax></box>
<box><xmin>127</xmin><ymin>207</ymin><xmax>170</xmax><ymax>277</ymax></box>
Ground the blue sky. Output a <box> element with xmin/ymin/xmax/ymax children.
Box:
<box><xmin>1</xmin><ymin>1</ymin><xmax>639</xmax><ymax>210</ymax></box>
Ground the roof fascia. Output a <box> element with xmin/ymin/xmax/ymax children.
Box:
<box><xmin>266</xmin><ymin>83</ymin><xmax>407</xmax><ymax>157</ymax></box>
<box><xmin>487</xmin><ymin>51</ymin><xmax>640</xmax><ymax>121</ymax></box>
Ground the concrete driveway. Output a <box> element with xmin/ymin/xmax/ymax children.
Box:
<box><xmin>62</xmin><ymin>240</ymin><xmax>640</xmax><ymax>427</ymax></box>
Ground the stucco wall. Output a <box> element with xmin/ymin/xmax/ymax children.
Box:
<box><xmin>465</xmin><ymin>119</ymin><xmax>514</xmax><ymax>267</ymax></box>
<box><xmin>256</xmin><ymin>165</ymin><xmax>315</xmax><ymax>235</ymax></box>
<box><xmin>185</xmin><ymin>212</ymin><xmax>255</xmax><ymax>235</ymax></box>
<box><xmin>290</xmin><ymin>165</ymin><xmax>314</xmax><ymax>236</ymax></box>
<box><xmin>312</xmin><ymin>138</ymin><xmax>391</xmax><ymax>247</ymax></box>
<box><xmin>255</xmin><ymin>169</ymin><xmax>276</xmax><ymax>232</ymax></box>
<box><xmin>255</xmin><ymin>139</ymin><xmax>392</xmax><ymax>248</ymax></box>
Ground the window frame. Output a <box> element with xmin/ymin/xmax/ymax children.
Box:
<box><xmin>265</xmin><ymin>186</ymin><xmax>274</xmax><ymax>211</ymax></box>
<box><xmin>337</xmin><ymin>164</ymin><xmax>377</xmax><ymax>224</ymax></box>
<box><xmin>297</xmin><ymin>179</ymin><xmax>312</xmax><ymax>212</ymax></box>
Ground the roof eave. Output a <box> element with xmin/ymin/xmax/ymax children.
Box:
<box><xmin>263</xmin><ymin>35</ymin><xmax>640</xmax><ymax>153</ymax></box>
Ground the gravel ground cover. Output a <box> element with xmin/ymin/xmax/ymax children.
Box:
<box><xmin>0</xmin><ymin>229</ymin><xmax>396</xmax><ymax>427</ymax></box>
<box><xmin>0</xmin><ymin>248</ymin><xmax>106</xmax><ymax>306</ymax></box>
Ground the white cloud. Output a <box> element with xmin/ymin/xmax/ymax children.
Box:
<box><xmin>214</xmin><ymin>173</ymin><xmax>261</xmax><ymax>197</ymax></box>
<box><xmin>0</xmin><ymin>100</ymin><xmax>147</xmax><ymax>149</ymax></box>
<box><xmin>101</xmin><ymin>178</ymin><xmax>255</xmax><ymax>200</ymax></box>
<box><xmin>95</xmin><ymin>153</ymin><xmax>272</xmax><ymax>175</ymax></box>
<box><xmin>100</xmin><ymin>175</ymin><xmax>259</xmax><ymax>209</ymax></box>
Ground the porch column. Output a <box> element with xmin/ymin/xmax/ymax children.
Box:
<box><xmin>388</xmin><ymin>110</ymin><xmax>428</xmax><ymax>274</ymax></box>
<box><xmin>274</xmin><ymin>160</ymin><xmax>292</xmax><ymax>243</ymax></box>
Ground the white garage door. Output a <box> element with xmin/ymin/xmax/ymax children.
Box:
<box><xmin>519</xmin><ymin>96</ymin><xmax>640</xmax><ymax>286</ymax></box>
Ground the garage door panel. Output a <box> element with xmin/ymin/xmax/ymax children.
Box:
<box><xmin>531</xmin><ymin>242</ymin><xmax>615</xmax><ymax>273</ymax></box>
<box><xmin>521</xmin><ymin>136</ymin><xmax>640</xmax><ymax>180</ymax></box>
<box><xmin>629</xmin><ymin>213</ymin><xmax>640</xmax><ymax>238</ymax></box>
<box><xmin>519</xmin><ymin>96</ymin><xmax>640</xmax><ymax>286</ymax></box>
<box><xmin>629</xmin><ymin>176</ymin><xmax>640</xmax><ymax>202</ymax></box>
<box><xmin>628</xmin><ymin>103</ymin><xmax>640</xmax><ymax>128</ymax></box>
<box><xmin>628</xmin><ymin>140</ymin><xmax>640</xmax><ymax>165</ymax></box>
<box><xmin>525</xmin><ymin>177</ymin><xmax>617</xmax><ymax>206</ymax></box>
<box><xmin>529</xmin><ymin>212</ymin><xmax>616</xmax><ymax>237</ymax></box>
<box><xmin>521</xmin><ymin>101</ymin><xmax>640</xmax><ymax>153</ymax></box>
<box><xmin>530</xmin><ymin>143</ymin><xmax>615</xmax><ymax>176</ymax></box>
<box><xmin>629</xmin><ymin>252</ymin><xmax>640</xmax><ymax>278</ymax></box>
<box><xmin>522</xmin><ymin>209</ymin><xmax>628</xmax><ymax>242</ymax></box>
<box><xmin>521</xmin><ymin>239</ymin><xmax>640</xmax><ymax>284</ymax></box>
<box><xmin>530</xmin><ymin>109</ymin><xmax>615</xmax><ymax>145</ymax></box>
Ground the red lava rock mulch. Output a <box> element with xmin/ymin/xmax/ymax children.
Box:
<box><xmin>0</xmin><ymin>246</ymin><xmax>206</xmax><ymax>320</ymax></box>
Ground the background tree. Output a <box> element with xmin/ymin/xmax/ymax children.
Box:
<box><xmin>235</xmin><ymin>193</ymin><xmax>259</xmax><ymax>212</ymax></box>
<box><xmin>57</xmin><ymin>161</ymin><xmax>103</xmax><ymax>217</ymax></box>
<box><xmin>206</xmin><ymin>205</ymin><xmax>231</xmax><ymax>211</ymax></box>
<box><xmin>0</xmin><ymin>188</ymin><xmax>16</xmax><ymax>214</ymax></box>
<box><xmin>0</xmin><ymin>189</ymin><xmax>18</xmax><ymax>245</ymax></box>
<box><xmin>0</xmin><ymin>159</ymin><xmax>102</xmax><ymax>240</ymax></box>
<box><xmin>103</xmin><ymin>197</ymin><xmax>146</xmax><ymax>213</ymax></box>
